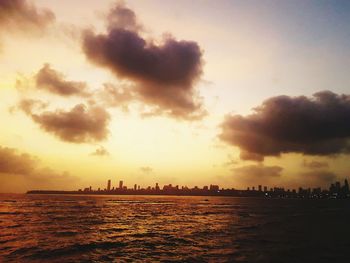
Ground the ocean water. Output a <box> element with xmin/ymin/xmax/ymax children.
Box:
<box><xmin>1</xmin><ymin>194</ymin><xmax>350</xmax><ymax>262</ymax></box>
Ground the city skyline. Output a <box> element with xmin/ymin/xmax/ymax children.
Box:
<box><xmin>28</xmin><ymin>178</ymin><xmax>350</xmax><ymax>199</ymax></box>
<box><xmin>1</xmin><ymin>0</ymin><xmax>350</xmax><ymax>193</ymax></box>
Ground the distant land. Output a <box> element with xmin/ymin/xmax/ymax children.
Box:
<box><xmin>27</xmin><ymin>179</ymin><xmax>350</xmax><ymax>199</ymax></box>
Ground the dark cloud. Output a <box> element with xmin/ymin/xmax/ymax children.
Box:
<box><xmin>90</xmin><ymin>146</ymin><xmax>110</xmax><ymax>157</ymax></box>
<box><xmin>302</xmin><ymin>159</ymin><xmax>329</xmax><ymax>169</ymax></box>
<box><xmin>20</xmin><ymin>101</ymin><xmax>110</xmax><ymax>143</ymax></box>
<box><xmin>0</xmin><ymin>0</ymin><xmax>54</xmax><ymax>32</ymax></box>
<box><xmin>231</xmin><ymin>164</ymin><xmax>283</xmax><ymax>186</ymax></box>
<box><xmin>82</xmin><ymin>3</ymin><xmax>205</xmax><ymax>119</ymax></box>
<box><xmin>0</xmin><ymin>145</ymin><xmax>77</xmax><ymax>193</ymax></box>
<box><xmin>140</xmin><ymin>166</ymin><xmax>153</xmax><ymax>174</ymax></box>
<box><xmin>35</xmin><ymin>64</ymin><xmax>89</xmax><ymax>97</ymax></box>
<box><xmin>220</xmin><ymin>91</ymin><xmax>350</xmax><ymax>161</ymax></box>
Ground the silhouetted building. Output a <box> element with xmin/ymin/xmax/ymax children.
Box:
<box><xmin>344</xmin><ymin>179</ymin><xmax>349</xmax><ymax>193</ymax></box>
<box><xmin>210</xmin><ymin>184</ymin><xmax>219</xmax><ymax>191</ymax></box>
<box><xmin>107</xmin><ymin>180</ymin><xmax>111</xmax><ymax>191</ymax></box>
<box><xmin>336</xmin><ymin>181</ymin><xmax>341</xmax><ymax>192</ymax></box>
<box><xmin>29</xmin><ymin>177</ymin><xmax>350</xmax><ymax>199</ymax></box>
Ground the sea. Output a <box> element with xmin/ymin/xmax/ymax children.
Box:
<box><xmin>1</xmin><ymin>194</ymin><xmax>350</xmax><ymax>263</ymax></box>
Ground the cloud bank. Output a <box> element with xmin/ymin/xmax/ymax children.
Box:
<box><xmin>82</xmin><ymin>3</ymin><xmax>205</xmax><ymax>119</ymax></box>
<box><xmin>0</xmin><ymin>0</ymin><xmax>54</xmax><ymax>32</ymax></box>
<box><xmin>20</xmin><ymin>101</ymin><xmax>110</xmax><ymax>143</ymax></box>
<box><xmin>35</xmin><ymin>64</ymin><xmax>89</xmax><ymax>97</ymax></box>
<box><xmin>220</xmin><ymin>91</ymin><xmax>350</xmax><ymax>161</ymax></box>
<box><xmin>0</xmin><ymin>145</ymin><xmax>76</xmax><ymax>193</ymax></box>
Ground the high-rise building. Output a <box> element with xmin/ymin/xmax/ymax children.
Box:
<box><xmin>344</xmin><ymin>179</ymin><xmax>349</xmax><ymax>193</ymax></box>
<box><xmin>258</xmin><ymin>185</ymin><xmax>262</xmax><ymax>192</ymax></box>
<box><xmin>156</xmin><ymin>183</ymin><xmax>160</xmax><ymax>191</ymax></box>
<box><xmin>134</xmin><ymin>184</ymin><xmax>137</xmax><ymax>191</ymax></box>
<box><xmin>107</xmin><ymin>179</ymin><xmax>111</xmax><ymax>191</ymax></box>
<box><xmin>335</xmin><ymin>181</ymin><xmax>341</xmax><ymax>192</ymax></box>
<box><xmin>119</xmin><ymin>180</ymin><xmax>123</xmax><ymax>189</ymax></box>
<box><xmin>210</xmin><ymin>184</ymin><xmax>219</xmax><ymax>191</ymax></box>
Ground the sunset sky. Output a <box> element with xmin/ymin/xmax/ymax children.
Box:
<box><xmin>1</xmin><ymin>0</ymin><xmax>350</xmax><ymax>193</ymax></box>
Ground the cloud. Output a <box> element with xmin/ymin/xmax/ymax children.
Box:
<box><xmin>220</xmin><ymin>91</ymin><xmax>350</xmax><ymax>161</ymax></box>
<box><xmin>302</xmin><ymin>159</ymin><xmax>329</xmax><ymax>169</ymax></box>
<box><xmin>20</xmin><ymin>101</ymin><xmax>110</xmax><ymax>143</ymax></box>
<box><xmin>17</xmin><ymin>99</ymin><xmax>48</xmax><ymax>115</ymax></box>
<box><xmin>82</xmin><ymin>3</ymin><xmax>205</xmax><ymax>119</ymax></box>
<box><xmin>140</xmin><ymin>166</ymin><xmax>153</xmax><ymax>174</ymax></box>
<box><xmin>35</xmin><ymin>64</ymin><xmax>89</xmax><ymax>97</ymax></box>
<box><xmin>231</xmin><ymin>164</ymin><xmax>283</xmax><ymax>187</ymax></box>
<box><xmin>299</xmin><ymin>170</ymin><xmax>337</xmax><ymax>185</ymax></box>
<box><xmin>0</xmin><ymin>0</ymin><xmax>55</xmax><ymax>33</ymax></box>
<box><xmin>106</xmin><ymin>3</ymin><xmax>142</xmax><ymax>32</ymax></box>
<box><xmin>90</xmin><ymin>146</ymin><xmax>110</xmax><ymax>156</ymax></box>
<box><xmin>0</xmin><ymin>146</ymin><xmax>37</xmax><ymax>175</ymax></box>
<box><xmin>0</xmin><ymin>145</ymin><xmax>77</xmax><ymax>193</ymax></box>
<box><xmin>98</xmin><ymin>83</ymin><xmax>136</xmax><ymax>111</ymax></box>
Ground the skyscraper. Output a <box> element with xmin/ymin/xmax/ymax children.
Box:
<box><xmin>344</xmin><ymin>179</ymin><xmax>349</xmax><ymax>193</ymax></box>
<box><xmin>107</xmin><ymin>179</ymin><xmax>111</xmax><ymax>191</ymax></box>
<box><xmin>119</xmin><ymin>180</ymin><xmax>123</xmax><ymax>189</ymax></box>
<box><xmin>336</xmin><ymin>181</ymin><xmax>341</xmax><ymax>192</ymax></box>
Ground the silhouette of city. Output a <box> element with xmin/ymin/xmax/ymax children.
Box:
<box><xmin>27</xmin><ymin>178</ymin><xmax>350</xmax><ymax>199</ymax></box>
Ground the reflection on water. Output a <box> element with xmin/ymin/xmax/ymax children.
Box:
<box><xmin>1</xmin><ymin>194</ymin><xmax>350</xmax><ymax>262</ymax></box>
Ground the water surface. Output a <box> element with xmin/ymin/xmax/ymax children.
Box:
<box><xmin>1</xmin><ymin>194</ymin><xmax>350</xmax><ymax>262</ymax></box>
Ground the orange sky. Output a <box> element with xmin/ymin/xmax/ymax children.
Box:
<box><xmin>1</xmin><ymin>0</ymin><xmax>350</xmax><ymax>193</ymax></box>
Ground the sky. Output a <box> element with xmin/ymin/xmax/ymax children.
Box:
<box><xmin>1</xmin><ymin>0</ymin><xmax>350</xmax><ymax>193</ymax></box>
